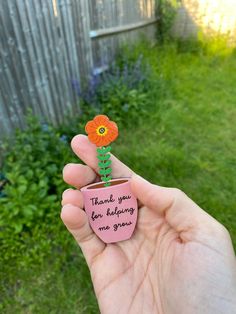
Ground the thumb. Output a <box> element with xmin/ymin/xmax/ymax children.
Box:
<box><xmin>130</xmin><ymin>174</ymin><xmax>229</xmax><ymax>245</ymax></box>
<box><xmin>130</xmin><ymin>174</ymin><xmax>174</xmax><ymax>212</ymax></box>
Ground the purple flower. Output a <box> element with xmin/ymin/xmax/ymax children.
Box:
<box><xmin>59</xmin><ymin>135</ymin><xmax>68</xmax><ymax>143</ymax></box>
<box><xmin>70</xmin><ymin>54</ymin><xmax>149</xmax><ymax>107</ymax></box>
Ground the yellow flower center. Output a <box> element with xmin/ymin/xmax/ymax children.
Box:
<box><xmin>96</xmin><ymin>125</ymin><xmax>108</xmax><ymax>136</ymax></box>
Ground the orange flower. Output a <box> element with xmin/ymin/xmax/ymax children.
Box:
<box><xmin>85</xmin><ymin>115</ymin><xmax>118</xmax><ymax>147</ymax></box>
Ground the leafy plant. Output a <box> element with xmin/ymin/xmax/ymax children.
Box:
<box><xmin>72</xmin><ymin>54</ymin><xmax>151</xmax><ymax>123</ymax></box>
<box><xmin>157</xmin><ymin>0</ymin><xmax>180</xmax><ymax>43</ymax></box>
<box><xmin>0</xmin><ymin>113</ymin><xmax>76</xmax><ymax>267</ymax></box>
<box><xmin>0</xmin><ymin>113</ymin><xmax>85</xmax><ymax>314</ymax></box>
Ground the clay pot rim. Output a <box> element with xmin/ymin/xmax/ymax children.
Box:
<box><xmin>80</xmin><ymin>178</ymin><xmax>131</xmax><ymax>192</ymax></box>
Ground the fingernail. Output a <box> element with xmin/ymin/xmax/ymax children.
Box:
<box><xmin>62</xmin><ymin>188</ymin><xmax>73</xmax><ymax>198</ymax></box>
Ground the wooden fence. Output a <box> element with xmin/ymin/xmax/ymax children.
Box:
<box><xmin>0</xmin><ymin>0</ymin><xmax>157</xmax><ymax>138</ymax></box>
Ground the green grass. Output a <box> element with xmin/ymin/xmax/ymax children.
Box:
<box><xmin>115</xmin><ymin>43</ymin><xmax>236</xmax><ymax>246</ymax></box>
<box><xmin>1</xmin><ymin>255</ymin><xmax>97</xmax><ymax>314</ymax></box>
<box><xmin>2</xmin><ymin>42</ymin><xmax>236</xmax><ymax>313</ymax></box>
<box><xmin>114</xmin><ymin>45</ymin><xmax>236</xmax><ymax>246</ymax></box>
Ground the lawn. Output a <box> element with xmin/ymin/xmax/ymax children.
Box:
<box><xmin>115</xmin><ymin>43</ymin><xmax>236</xmax><ymax>248</ymax></box>
<box><xmin>1</xmin><ymin>42</ymin><xmax>236</xmax><ymax>313</ymax></box>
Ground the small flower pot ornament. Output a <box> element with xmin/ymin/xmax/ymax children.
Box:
<box><xmin>81</xmin><ymin>115</ymin><xmax>138</xmax><ymax>243</ymax></box>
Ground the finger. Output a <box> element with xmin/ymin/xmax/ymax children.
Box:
<box><xmin>131</xmin><ymin>174</ymin><xmax>174</xmax><ymax>212</ymax></box>
<box><xmin>61</xmin><ymin>204</ymin><xmax>105</xmax><ymax>266</ymax></box>
<box><xmin>71</xmin><ymin>134</ymin><xmax>132</xmax><ymax>178</ymax></box>
<box><xmin>63</xmin><ymin>163</ymin><xmax>97</xmax><ymax>189</ymax></box>
<box><xmin>61</xmin><ymin>189</ymin><xmax>84</xmax><ymax>208</ymax></box>
<box><xmin>130</xmin><ymin>174</ymin><xmax>226</xmax><ymax>243</ymax></box>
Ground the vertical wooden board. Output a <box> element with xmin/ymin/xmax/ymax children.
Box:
<box><xmin>0</xmin><ymin>2</ymin><xmax>15</xmax><ymax>132</ymax></box>
<box><xmin>75</xmin><ymin>0</ymin><xmax>93</xmax><ymax>80</ymax></box>
<box><xmin>43</xmin><ymin>0</ymin><xmax>77</xmax><ymax>119</ymax></box>
<box><xmin>0</xmin><ymin>90</ymin><xmax>11</xmax><ymax>136</ymax></box>
<box><xmin>63</xmin><ymin>0</ymin><xmax>80</xmax><ymax>115</ymax></box>
<box><xmin>45</xmin><ymin>0</ymin><xmax>71</xmax><ymax>121</ymax></box>
<box><xmin>13</xmin><ymin>0</ymin><xmax>39</xmax><ymax>116</ymax></box>
<box><xmin>54</xmin><ymin>0</ymin><xmax>78</xmax><ymax>112</ymax></box>
<box><xmin>30</xmin><ymin>0</ymin><xmax>58</xmax><ymax>123</ymax></box>
<box><xmin>88</xmin><ymin>0</ymin><xmax>97</xmax><ymax>30</ymax></box>
<box><xmin>24</xmin><ymin>0</ymin><xmax>55</xmax><ymax>118</ymax></box>
<box><xmin>57</xmin><ymin>0</ymin><xmax>84</xmax><ymax>118</ymax></box>
<box><xmin>104</xmin><ymin>0</ymin><xmax>115</xmax><ymax>64</ymax></box>
<box><xmin>41</xmin><ymin>0</ymin><xmax>70</xmax><ymax>120</ymax></box>
<box><xmin>0</xmin><ymin>55</ymin><xmax>20</xmax><ymax>131</ymax></box>
<box><xmin>57</xmin><ymin>0</ymin><xmax>75</xmax><ymax>79</ymax></box>
<box><xmin>4</xmin><ymin>1</ymin><xmax>30</xmax><ymax>114</ymax></box>
<box><xmin>65</xmin><ymin>0</ymin><xmax>81</xmax><ymax>79</ymax></box>
<box><xmin>0</xmin><ymin>1</ymin><xmax>27</xmax><ymax>128</ymax></box>
<box><xmin>89</xmin><ymin>0</ymin><xmax>100</xmax><ymax>69</ymax></box>
<box><xmin>16</xmin><ymin>0</ymin><xmax>48</xmax><ymax>117</ymax></box>
<box><xmin>97</xmin><ymin>0</ymin><xmax>105</xmax><ymax>66</ymax></box>
<box><xmin>111</xmin><ymin>0</ymin><xmax>119</xmax><ymax>59</ymax></box>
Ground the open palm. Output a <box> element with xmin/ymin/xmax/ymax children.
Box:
<box><xmin>61</xmin><ymin>135</ymin><xmax>236</xmax><ymax>314</ymax></box>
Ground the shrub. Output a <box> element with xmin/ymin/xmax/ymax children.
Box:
<box><xmin>157</xmin><ymin>0</ymin><xmax>180</xmax><ymax>43</ymax></box>
<box><xmin>0</xmin><ymin>114</ymin><xmax>78</xmax><ymax>272</ymax></box>
<box><xmin>72</xmin><ymin>53</ymin><xmax>151</xmax><ymax>123</ymax></box>
<box><xmin>1</xmin><ymin>115</ymin><xmax>72</xmax><ymax>232</ymax></box>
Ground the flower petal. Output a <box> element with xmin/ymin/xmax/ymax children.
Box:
<box><xmin>107</xmin><ymin>121</ymin><xmax>118</xmax><ymax>143</ymax></box>
<box><xmin>108</xmin><ymin>129</ymin><xmax>118</xmax><ymax>143</ymax></box>
<box><xmin>88</xmin><ymin>132</ymin><xmax>100</xmax><ymax>145</ymax></box>
<box><xmin>85</xmin><ymin>121</ymin><xmax>97</xmax><ymax>134</ymax></box>
<box><xmin>96</xmin><ymin>136</ymin><xmax>108</xmax><ymax>147</ymax></box>
<box><xmin>94</xmin><ymin>115</ymin><xmax>109</xmax><ymax>127</ymax></box>
<box><xmin>108</xmin><ymin>121</ymin><xmax>118</xmax><ymax>132</ymax></box>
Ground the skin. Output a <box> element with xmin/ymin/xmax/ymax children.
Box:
<box><xmin>61</xmin><ymin>135</ymin><xmax>236</xmax><ymax>314</ymax></box>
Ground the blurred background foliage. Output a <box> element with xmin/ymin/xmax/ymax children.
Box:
<box><xmin>1</xmin><ymin>2</ymin><xmax>236</xmax><ymax>312</ymax></box>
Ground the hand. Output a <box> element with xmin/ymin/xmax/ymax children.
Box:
<box><xmin>61</xmin><ymin>135</ymin><xmax>236</xmax><ymax>314</ymax></box>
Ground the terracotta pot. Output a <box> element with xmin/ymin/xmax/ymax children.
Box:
<box><xmin>81</xmin><ymin>178</ymin><xmax>138</xmax><ymax>243</ymax></box>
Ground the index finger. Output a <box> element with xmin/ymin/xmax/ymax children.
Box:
<box><xmin>71</xmin><ymin>134</ymin><xmax>133</xmax><ymax>179</ymax></box>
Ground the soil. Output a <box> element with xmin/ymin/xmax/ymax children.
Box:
<box><xmin>87</xmin><ymin>179</ymin><xmax>128</xmax><ymax>190</ymax></box>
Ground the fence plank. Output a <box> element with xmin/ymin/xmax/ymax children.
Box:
<box><xmin>0</xmin><ymin>0</ymin><xmax>157</xmax><ymax>139</ymax></box>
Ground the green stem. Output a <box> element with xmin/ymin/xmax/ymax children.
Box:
<box><xmin>97</xmin><ymin>146</ymin><xmax>112</xmax><ymax>187</ymax></box>
<box><xmin>103</xmin><ymin>149</ymin><xmax>107</xmax><ymax>184</ymax></box>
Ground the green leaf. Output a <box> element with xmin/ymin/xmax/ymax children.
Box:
<box><xmin>18</xmin><ymin>185</ymin><xmax>27</xmax><ymax>195</ymax></box>
<box><xmin>101</xmin><ymin>175</ymin><xmax>112</xmax><ymax>182</ymax></box>
<box><xmin>99</xmin><ymin>169</ymin><xmax>105</xmax><ymax>175</ymax></box>
<box><xmin>99</xmin><ymin>168</ymin><xmax>112</xmax><ymax>175</ymax></box>
<box><xmin>97</xmin><ymin>154</ymin><xmax>111</xmax><ymax>161</ymax></box>
<box><xmin>97</xmin><ymin>146</ymin><xmax>111</xmax><ymax>154</ymax></box>
<box><xmin>98</xmin><ymin>160</ymin><xmax>111</xmax><ymax>168</ymax></box>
